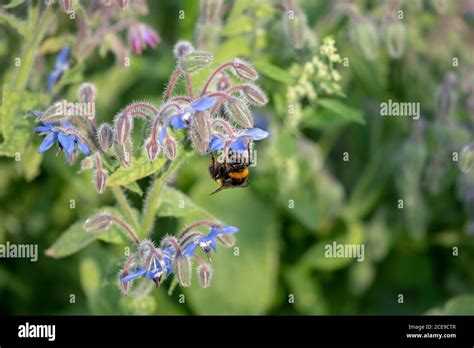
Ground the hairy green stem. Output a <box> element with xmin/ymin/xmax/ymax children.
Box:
<box><xmin>140</xmin><ymin>151</ymin><xmax>191</xmax><ymax>238</ymax></box>
<box><xmin>112</xmin><ymin>186</ymin><xmax>139</xmax><ymax>231</ymax></box>
<box><xmin>16</xmin><ymin>4</ymin><xmax>54</xmax><ymax>90</ymax></box>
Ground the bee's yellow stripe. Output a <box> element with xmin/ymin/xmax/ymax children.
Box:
<box><xmin>228</xmin><ymin>167</ymin><xmax>249</xmax><ymax>180</ymax></box>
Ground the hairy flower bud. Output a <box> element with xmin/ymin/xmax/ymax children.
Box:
<box><xmin>224</xmin><ymin>98</ymin><xmax>253</xmax><ymax>128</ymax></box>
<box><xmin>190</xmin><ymin>111</ymin><xmax>212</xmax><ymax>154</ymax></box>
<box><xmin>173</xmin><ymin>40</ymin><xmax>194</xmax><ymax>59</ymax></box>
<box><xmin>198</xmin><ymin>263</ymin><xmax>212</xmax><ymax>288</ymax></box>
<box><xmin>460</xmin><ymin>144</ymin><xmax>474</xmax><ymax>174</ymax></box>
<box><xmin>59</xmin><ymin>0</ymin><xmax>73</xmax><ymax>13</ymax></box>
<box><xmin>164</xmin><ymin>134</ymin><xmax>177</xmax><ymax>160</ymax></box>
<box><xmin>97</xmin><ymin>123</ymin><xmax>114</xmax><ymax>152</ymax></box>
<box><xmin>350</xmin><ymin>17</ymin><xmax>380</xmax><ymax>60</ymax></box>
<box><xmin>172</xmin><ymin>255</ymin><xmax>192</xmax><ymax>287</ymax></box>
<box><xmin>180</xmin><ymin>51</ymin><xmax>213</xmax><ymax>74</ymax></box>
<box><xmin>283</xmin><ymin>9</ymin><xmax>307</xmax><ymax>49</ymax></box>
<box><xmin>93</xmin><ymin>168</ymin><xmax>108</xmax><ymax>194</ymax></box>
<box><xmin>114</xmin><ymin>114</ymin><xmax>132</xmax><ymax>144</ymax></box>
<box><xmin>38</xmin><ymin>102</ymin><xmax>68</xmax><ymax>123</ymax></box>
<box><xmin>386</xmin><ymin>21</ymin><xmax>405</xmax><ymax>59</ymax></box>
<box><xmin>231</xmin><ymin>58</ymin><xmax>258</xmax><ymax>81</ymax></box>
<box><xmin>241</xmin><ymin>83</ymin><xmax>268</xmax><ymax>106</ymax></box>
<box><xmin>84</xmin><ymin>213</ymin><xmax>113</xmax><ymax>232</ymax></box>
<box><xmin>78</xmin><ymin>82</ymin><xmax>96</xmax><ymax>103</ymax></box>
<box><xmin>115</xmin><ymin>139</ymin><xmax>133</xmax><ymax>167</ymax></box>
<box><xmin>145</xmin><ymin>137</ymin><xmax>160</xmax><ymax>161</ymax></box>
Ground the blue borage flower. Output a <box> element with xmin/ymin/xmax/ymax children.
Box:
<box><xmin>207</xmin><ymin>127</ymin><xmax>269</xmax><ymax>153</ymax></box>
<box><xmin>121</xmin><ymin>247</ymin><xmax>174</xmax><ymax>286</ymax></box>
<box><xmin>33</xmin><ymin>112</ymin><xmax>90</xmax><ymax>159</ymax></box>
<box><xmin>183</xmin><ymin>225</ymin><xmax>239</xmax><ymax>257</ymax></box>
<box><xmin>158</xmin><ymin>96</ymin><xmax>216</xmax><ymax>144</ymax></box>
<box><xmin>118</xmin><ymin>224</ymin><xmax>238</xmax><ymax>289</ymax></box>
<box><xmin>48</xmin><ymin>46</ymin><xmax>70</xmax><ymax>94</ymax></box>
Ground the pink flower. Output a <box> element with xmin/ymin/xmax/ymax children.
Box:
<box><xmin>128</xmin><ymin>25</ymin><xmax>160</xmax><ymax>55</ymax></box>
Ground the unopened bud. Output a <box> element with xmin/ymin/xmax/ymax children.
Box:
<box><xmin>117</xmin><ymin>0</ymin><xmax>128</xmax><ymax>9</ymax></box>
<box><xmin>180</xmin><ymin>51</ymin><xmax>213</xmax><ymax>74</ymax></box>
<box><xmin>460</xmin><ymin>144</ymin><xmax>474</xmax><ymax>174</ymax></box>
<box><xmin>39</xmin><ymin>101</ymin><xmax>68</xmax><ymax>123</ymax></box>
<box><xmin>231</xmin><ymin>59</ymin><xmax>258</xmax><ymax>81</ymax></box>
<box><xmin>59</xmin><ymin>0</ymin><xmax>73</xmax><ymax>13</ymax></box>
<box><xmin>93</xmin><ymin>168</ymin><xmax>108</xmax><ymax>194</ymax></box>
<box><xmin>78</xmin><ymin>82</ymin><xmax>96</xmax><ymax>103</ymax></box>
<box><xmin>198</xmin><ymin>263</ymin><xmax>212</xmax><ymax>288</ymax></box>
<box><xmin>84</xmin><ymin>213</ymin><xmax>113</xmax><ymax>232</ymax></box>
<box><xmin>224</xmin><ymin>98</ymin><xmax>253</xmax><ymax>128</ymax></box>
<box><xmin>173</xmin><ymin>40</ymin><xmax>194</xmax><ymax>59</ymax></box>
<box><xmin>190</xmin><ymin>111</ymin><xmax>212</xmax><ymax>154</ymax></box>
<box><xmin>164</xmin><ymin>134</ymin><xmax>177</xmax><ymax>160</ymax></box>
<box><xmin>115</xmin><ymin>140</ymin><xmax>133</xmax><ymax>167</ymax></box>
<box><xmin>283</xmin><ymin>9</ymin><xmax>307</xmax><ymax>49</ymax></box>
<box><xmin>172</xmin><ymin>255</ymin><xmax>192</xmax><ymax>287</ymax></box>
<box><xmin>97</xmin><ymin>123</ymin><xmax>114</xmax><ymax>152</ymax></box>
<box><xmin>114</xmin><ymin>114</ymin><xmax>132</xmax><ymax>144</ymax></box>
<box><xmin>386</xmin><ymin>21</ymin><xmax>405</xmax><ymax>59</ymax></box>
<box><xmin>145</xmin><ymin>137</ymin><xmax>160</xmax><ymax>161</ymax></box>
<box><xmin>350</xmin><ymin>17</ymin><xmax>380</xmax><ymax>60</ymax></box>
<box><xmin>241</xmin><ymin>83</ymin><xmax>268</xmax><ymax>106</ymax></box>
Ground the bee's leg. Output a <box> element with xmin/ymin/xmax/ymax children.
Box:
<box><xmin>211</xmin><ymin>153</ymin><xmax>216</xmax><ymax>171</ymax></box>
<box><xmin>247</xmin><ymin>141</ymin><xmax>252</xmax><ymax>166</ymax></box>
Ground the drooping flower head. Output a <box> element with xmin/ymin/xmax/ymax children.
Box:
<box><xmin>33</xmin><ymin>111</ymin><xmax>90</xmax><ymax>160</ymax></box>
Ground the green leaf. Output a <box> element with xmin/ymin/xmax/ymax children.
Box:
<box><xmin>15</xmin><ymin>142</ymin><xmax>42</xmax><ymax>181</ymax></box>
<box><xmin>106</xmin><ymin>154</ymin><xmax>167</xmax><ymax>187</ymax></box>
<box><xmin>444</xmin><ymin>294</ymin><xmax>474</xmax><ymax>315</ymax></box>
<box><xmin>0</xmin><ymin>85</ymin><xmax>44</xmax><ymax>157</ymax></box>
<box><xmin>253</xmin><ymin>61</ymin><xmax>295</xmax><ymax>85</ymax></box>
<box><xmin>220</xmin><ymin>15</ymin><xmax>253</xmax><ymax>36</ymax></box>
<box><xmin>45</xmin><ymin>207</ymin><xmax>128</xmax><ymax>258</ymax></box>
<box><xmin>318</xmin><ymin>98</ymin><xmax>365</xmax><ymax>123</ymax></box>
<box><xmin>0</xmin><ymin>12</ymin><xmax>27</xmax><ymax>36</ymax></box>
<box><xmin>79</xmin><ymin>257</ymin><xmax>102</xmax><ymax>298</ymax></box>
<box><xmin>285</xmin><ymin>266</ymin><xmax>328</xmax><ymax>314</ymax></box>
<box><xmin>348</xmin><ymin>261</ymin><xmax>375</xmax><ymax>295</ymax></box>
<box><xmin>157</xmin><ymin>186</ymin><xmax>216</xmax><ymax>219</ymax></box>
<box><xmin>215</xmin><ymin>36</ymin><xmax>251</xmax><ymax>62</ymax></box>
<box><xmin>123</xmin><ymin>181</ymin><xmax>143</xmax><ymax>196</ymax></box>
<box><xmin>301</xmin><ymin>99</ymin><xmax>365</xmax><ymax>130</ymax></box>
<box><xmin>301</xmin><ymin>220</ymin><xmax>365</xmax><ymax>271</ymax></box>
<box><xmin>184</xmin><ymin>179</ymin><xmax>278</xmax><ymax>314</ymax></box>
<box><xmin>3</xmin><ymin>0</ymin><xmax>25</xmax><ymax>9</ymax></box>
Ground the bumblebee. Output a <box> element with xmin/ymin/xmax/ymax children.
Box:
<box><xmin>209</xmin><ymin>147</ymin><xmax>252</xmax><ymax>195</ymax></box>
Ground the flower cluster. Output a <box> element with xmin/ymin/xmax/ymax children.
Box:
<box><xmin>84</xmin><ymin>214</ymin><xmax>238</xmax><ymax>292</ymax></box>
<box><xmin>142</xmin><ymin>40</ymin><xmax>270</xmax><ymax>162</ymax></box>
<box><xmin>47</xmin><ymin>0</ymin><xmax>160</xmax><ymax>94</ymax></box>
<box><xmin>35</xmin><ymin>41</ymin><xmax>269</xmax><ymax>191</ymax></box>
<box><xmin>286</xmin><ymin>37</ymin><xmax>343</xmax><ymax>125</ymax></box>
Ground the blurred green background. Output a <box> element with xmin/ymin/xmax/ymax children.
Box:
<box><xmin>1</xmin><ymin>0</ymin><xmax>474</xmax><ymax>315</ymax></box>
